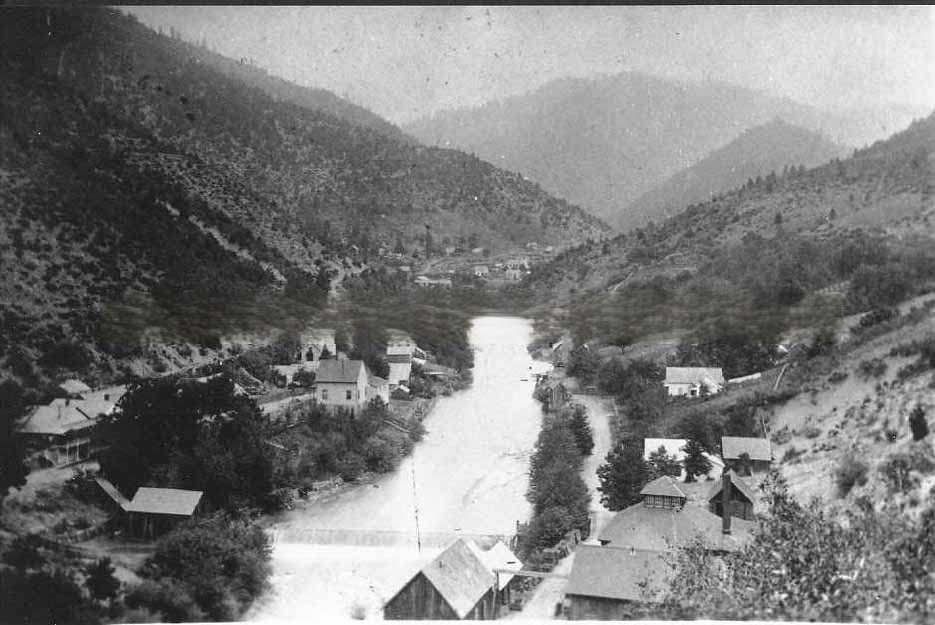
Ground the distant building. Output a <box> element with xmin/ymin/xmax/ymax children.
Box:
<box><xmin>386</xmin><ymin>354</ymin><xmax>413</xmax><ymax>386</ymax></box>
<box><xmin>473</xmin><ymin>265</ymin><xmax>489</xmax><ymax>278</ymax></box>
<box><xmin>124</xmin><ymin>487</ymin><xmax>204</xmax><ymax>540</ymax></box>
<box><xmin>314</xmin><ymin>360</ymin><xmax>389</xmax><ymax>414</ymax></box>
<box><xmin>504</xmin><ymin>268</ymin><xmax>524</xmax><ymax>281</ymax></box>
<box><xmin>663</xmin><ymin>367</ymin><xmax>725</xmax><ymax>397</ymax></box>
<box><xmin>384</xmin><ymin>539</ymin><xmax>498</xmax><ymax>620</ymax></box>
<box><xmin>58</xmin><ymin>379</ymin><xmax>92</xmax><ymax>398</ymax></box>
<box><xmin>444</xmin><ymin>246</ymin><xmax>456</xmax><ymax>256</ymax></box>
<box><xmin>525</xmin><ymin>242</ymin><xmax>539</xmax><ymax>251</ymax></box>
<box><xmin>415</xmin><ymin>275</ymin><xmax>453</xmax><ymax>288</ymax></box>
<box><xmin>721</xmin><ymin>436</ymin><xmax>772</xmax><ymax>475</ymax></box>
<box><xmin>642</xmin><ymin>438</ymin><xmax>724</xmax><ymax>481</ymax></box>
<box><xmin>564</xmin><ymin>545</ymin><xmax>667</xmax><ymax>619</ymax></box>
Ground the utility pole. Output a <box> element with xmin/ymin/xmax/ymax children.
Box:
<box><xmin>410</xmin><ymin>459</ymin><xmax>422</xmax><ymax>553</ymax></box>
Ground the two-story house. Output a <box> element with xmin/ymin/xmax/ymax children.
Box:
<box><xmin>314</xmin><ymin>360</ymin><xmax>389</xmax><ymax>414</ymax></box>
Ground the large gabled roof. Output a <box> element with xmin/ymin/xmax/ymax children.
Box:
<box><xmin>17</xmin><ymin>397</ymin><xmax>115</xmax><ymax>436</ymax></box>
<box><xmin>316</xmin><ymin>359</ymin><xmax>365</xmax><ymax>384</ymax></box>
<box><xmin>721</xmin><ymin>436</ymin><xmax>772</xmax><ymax>461</ymax></box>
<box><xmin>565</xmin><ymin>545</ymin><xmax>667</xmax><ymax>603</ymax></box>
<box><xmin>417</xmin><ymin>539</ymin><xmax>495</xmax><ymax>619</ymax></box>
<box><xmin>124</xmin><ymin>487</ymin><xmax>203</xmax><ymax>516</ymax></box>
<box><xmin>597</xmin><ymin>501</ymin><xmax>754</xmax><ymax>553</ymax></box>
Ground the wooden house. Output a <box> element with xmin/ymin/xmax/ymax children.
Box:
<box><xmin>124</xmin><ymin>487</ymin><xmax>204</xmax><ymax>540</ymax></box>
<box><xmin>707</xmin><ymin>470</ymin><xmax>757</xmax><ymax>521</ymax></box>
<box><xmin>16</xmin><ymin>395</ymin><xmax>119</xmax><ymax>467</ymax></box>
<box><xmin>383</xmin><ymin>539</ymin><xmax>497</xmax><ymax>620</ymax></box>
<box><xmin>564</xmin><ymin>545</ymin><xmax>667</xmax><ymax>620</ymax></box>
<box><xmin>663</xmin><ymin>367</ymin><xmax>724</xmax><ymax>397</ymax></box>
<box><xmin>313</xmin><ymin>360</ymin><xmax>389</xmax><ymax>415</ymax></box>
<box><xmin>721</xmin><ymin>436</ymin><xmax>772</xmax><ymax>475</ymax></box>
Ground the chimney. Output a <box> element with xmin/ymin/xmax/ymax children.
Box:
<box><xmin>721</xmin><ymin>470</ymin><xmax>732</xmax><ymax>535</ymax></box>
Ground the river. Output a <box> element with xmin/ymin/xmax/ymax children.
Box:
<box><xmin>248</xmin><ymin>316</ymin><xmax>550</xmax><ymax>621</ymax></box>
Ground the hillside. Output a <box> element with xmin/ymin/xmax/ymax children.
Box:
<box><xmin>405</xmin><ymin>72</ymin><xmax>921</xmax><ymax>231</ymax></box>
<box><xmin>624</xmin><ymin>119</ymin><xmax>848</xmax><ymax>228</ymax></box>
<box><xmin>522</xmin><ymin>113</ymin><xmax>935</xmax><ymax>344</ymax></box>
<box><xmin>0</xmin><ymin>7</ymin><xmax>608</xmax><ymax>386</ymax></box>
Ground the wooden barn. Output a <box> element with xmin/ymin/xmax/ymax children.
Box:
<box><xmin>384</xmin><ymin>539</ymin><xmax>498</xmax><ymax>620</ymax></box>
<box><xmin>124</xmin><ymin>487</ymin><xmax>204</xmax><ymax>540</ymax></box>
<box><xmin>708</xmin><ymin>469</ymin><xmax>757</xmax><ymax>521</ymax></box>
<box><xmin>564</xmin><ymin>545</ymin><xmax>667</xmax><ymax>620</ymax></box>
<box><xmin>721</xmin><ymin>436</ymin><xmax>773</xmax><ymax>475</ymax></box>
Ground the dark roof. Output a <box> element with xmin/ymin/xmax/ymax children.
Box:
<box><xmin>721</xmin><ymin>436</ymin><xmax>772</xmax><ymax>461</ymax></box>
<box><xmin>597</xmin><ymin>501</ymin><xmax>754</xmax><ymax>552</ymax></box>
<box><xmin>640</xmin><ymin>475</ymin><xmax>686</xmax><ymax>498</ymax></box>
<box><xmin>94</xmin><ymin>477</ymin><xmax>130</xmax><ymax>510</ymax></box>
<box><xmin>415</xmin><ymin>539</ymin><xmax>495</xmax><ymax>618</ymax></box>
<box><xmin>706</xmin><ymin>470</ymin><xmax>758</xmax><ymax>504</ymax></box>
<box><xmin>316</xmin><ymin>359</ymin><xmax>365</xmax><ymax>384</ymax></box>
<box><xmin>124</xmin><ymin>487</ymin><xmax>203</xmax><ymax>516</ymax></box>
<box><xmin>565</xmin><ymin>545</ymin><xmax>667</xmax><ymax>603</ymax></box>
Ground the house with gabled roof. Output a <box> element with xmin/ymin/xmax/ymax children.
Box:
<box><xmin>643</xmin><ymin>438</ymin><xmax>724</xmax><ymax>481</ymax></box>
<box><xmin>663</xmin><ymin>366</ymin><xmax>724</xmax><ymax>397</ymax></box>
<box><xmin>16</xmin><ymin>395</ymin><xmax>119</xmax><ymax>467</ymax></box>
<box><xmin>124</xmin><ymin>487</ymin><xmax>204</xmax><ymax>540</ymax></box>
<box><xmin>721</xmin><ymin>436</ymin><xmax>772</xmax><ymax>475</ymax></box>
<box><xmin>314</xmin><ymin>359</ymin><xmax>389</xmax><ymax>414</ymax></box>
<box><xmin>564</xmin><ymin>545</ymin><xmax>668</xmax><ymax>619</ymax></box>
<box><xmin>383</xmin><ymin>539</ymin><xmax>498</xmax><ymax>620</ymax></box>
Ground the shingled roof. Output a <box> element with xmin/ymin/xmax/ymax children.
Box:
<box><xmin>664</xmin><ymin>367</ymin><xmax>724</xmax><ymax>386</ymax></box>
<box><xmin>417</xmin><ymin>539</ymin><xmax>495</xmax><ymax>619</ymax></box>
<box><xmin>721</xmin><ymin>436</ymin><xmax>772</xmax><ymax>461</ymax></box>
<box><xmin>316</xmin><ymin>359</ymin><xmax>365</xmax><ymax>384</ymax></box>
<box><xmin>597</xmin><ymin>501</ymin><xmax>754</xmax><ymax>553</ymax></box>
<box><xmin>124</xmin><ymin>487</ymin><xmax>203</xmax><ymax>516</ymax></box>
<box><xmin>565</xmin><ymin>545</ymin><xmax>667</xmax><ymax>603</ymax></box>
<box><xmin>640</xmin><ymin>475</ymin><xmax>686</xmax><ymax>498</ymax></box>
<box><xmin>706</xmin><ymin>470</ymin><xmax>758</xmax><ymax>504</ymax></box>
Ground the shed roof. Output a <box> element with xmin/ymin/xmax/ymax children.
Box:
<box><xmin>316</xmin><ymin>359</ymin><xmax>365</xmax><ymax>384</ymax></box>
<box><xmin>664</xmin><ymin>367</ymin><xmax>725</xmax><ymax>386</ymax></box>
<box><xmin>565</xmin><ymin>545</ymin><xmax>667</xmax><ymax>603</ymax></box>
<box><xmin>94</xmin><ymin>477</ymin><xmax>130</xmax><ymax>510</ymax></box>
<box><xmin>640</xmin><ymin>475</ymin><xmax>686</xmax><ymax>498</ymax></box>
<box><xmin>124</xmin><ymin>487</ymin><xmax>203</xmax><ymax>516</ymax></box>
<box><xmin>706</xmin><ymin>470</ymin><xmax>758</xmax><ymax>505</ymax></box>
<box><xmin>59</xmin><ymin>379</ymin><xmax>92</xmax><ymax>396</ymax></box>
<box><xmin>597</xmin><ymin>501</ymin><xmax>753</xmax><ymax>553</ymax></box>
<box><xmin>721</xmin><ymin>436</ymin><xmax>772</xmax><ymax>461</ymax></box>
<box><xmin>418</xmin><ymin>539</ymin><xmax>495</xmax><ymax>619</ymax></box>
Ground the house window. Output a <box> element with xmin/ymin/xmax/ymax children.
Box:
<box><xmin>321</xmin><ymin>389</ymin><xmax>328</xmax><ymax>400</ymax></box>
<box><xmin>346</xmin><ymin>390</ymin><xmax>353</xmax><ymax>401</ymax></box>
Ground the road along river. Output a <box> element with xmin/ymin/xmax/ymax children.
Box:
<box><xmin>248</xmin><ymin>316</ymin><xmax>551</xmax><ymax>621</ymax></box>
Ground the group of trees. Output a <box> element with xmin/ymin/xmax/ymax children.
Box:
<box><xmin>659</xmin><ymin>473</ymin><xmax>935</xmax><ymax>623</ymax></box>
<box><xmin>522</xmin><ymin>408</ymin><xmax>593</xmax><ymax>556</ymax></box>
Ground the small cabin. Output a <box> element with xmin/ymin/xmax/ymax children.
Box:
<box><xmin>638</xmin><ymin>475</ymin><xmax>686</xmax><ymax>510</ymax></box>
<box><xmin>707</xmin><ymin>470</ymin><xmax>756</xmax><ymax>521</ymax></box>
<box><xmin>721</xmin><ymin>436</ymin><xmax>772</xmax><ymax>475</ymax></box>
<box><xmin>124</xmin><ymin>487</ymin><xmax>204</xmax><ymax>540</ymax></box>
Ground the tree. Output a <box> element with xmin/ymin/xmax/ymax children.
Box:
<box><xmin>564</xmin><ymin>404</ymin><xmax>594</xmax><ymax>456</ymax></box>
<box><xmin>682</xmin><ymin>439</ymin><xmax>711</xmax><ymax>482</ymax></box>
<box><xmin>567</xmin><ymin>345</ymin><xmax>599</xmax><ymax>384</ymax></box>
<box><xmin>910</xmin><ymin>405</ymin><xmax>929</xmax><ymax>441</ymax></box>
<box><xmin>647</xmin><ymin>446</ymin><xmax>682</xmax><ymax>480</ymax></box>
<box><xmin>597</xmin><ymin>441</ymin><xmax>649</xmax><ymax>510</ymax></box>
<box><xmin>85</xmin><ymin>557</ymin><xmax>120</xmax><ymax>603</ymax></box>
<box><xmin>292</xmin><ymin>368</ymin><xmax>316</xmax><ymax>387</ymax></box>
<box><xmin>0</xmin><ymin>379</ymin><xmax>28</xmax><ymax>503</ymax></box>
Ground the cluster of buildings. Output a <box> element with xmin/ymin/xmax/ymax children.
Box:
<box><xmin>15</xmin><ymin>379</ymin><xmax>128</xmax><ymax>468</ymax></box>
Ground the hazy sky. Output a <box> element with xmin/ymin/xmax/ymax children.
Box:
<box><xmin>126</xmin><ymin>5</ymin><xmax>935</xmax><ymax>125</ymax></box>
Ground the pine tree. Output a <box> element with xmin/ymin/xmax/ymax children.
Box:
<box><xmin>682</xmin><ymin>439</ymin><xmax>712</xmax><ymax>482</ymax></box>
<box><xmin>597</xmin><ymin>441</ymin><xmax>649</xmax><ymax>510</ymax></box>
<box><xmin>84</xmin><ymin>558</ymin><xmax>120</xmax><ymax>603</ymax></box>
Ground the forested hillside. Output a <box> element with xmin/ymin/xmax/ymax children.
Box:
<box><xmin>523</xmin><ymin>113</ymin><xmax>935</xmax><ymax>345</ymax></box>
<box><xmin>625</xmin><ymin>119</ymin><xmax>847</xmax><ymax>228</ymax></box>
<box><xmin>0</xmin><ymin>7</ymin><xmax>607</xmax><ymax>387</ymax></box>
<box><xmin>405</xmin><ymin>72</ymin><xmax>920</xmax><ymax>230</ymax></box>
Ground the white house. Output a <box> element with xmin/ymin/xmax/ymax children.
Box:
<box><xmin>313</xmin><ymin>360</ymin><xmax>389</xmax><ymax>414</ymax></box>
<box><xmin>473</xmin><ymin>265</ymin><xmax>489</xmax><ymax>278</ymax></box>
<box><xmin>642</xmin><ymin>438</ymin><xmax>724</xmax><ymax>480</ymax></box>
<box><xmin>414</xmin><ymin>276</ymin><xmax>452</xmax><ymax>288</ymax></box>
<box><xmin>663</xmin><ymin>367</ymin><xmax>725</xmax><ymax>397</ymax></box>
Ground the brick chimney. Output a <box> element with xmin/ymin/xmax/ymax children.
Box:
<box><xmin>721</xmin><ymin>470</ymin><xmax>732</xmax><ymax>535</ymax></box>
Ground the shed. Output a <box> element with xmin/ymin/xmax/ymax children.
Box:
<box><xmin>124</xmin><ymin>487</ymin><xmax>204</xmax><ymax>540</ymax></box>
<box><xmin>384</xmin><ymin>539</ymin><xmax>497</xmax><ymax>620</ymax></box>
<box><xmin>663</xmin><ymin>367</ymin><xmax>724</xmax><ymax>397</ymax></box>
<box><xmin>707</xmin><ymin>470</ymin><xmax>757</xmax><ymax>521</ymax></box>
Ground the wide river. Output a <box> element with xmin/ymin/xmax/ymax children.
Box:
<box><xmin>248</xmin><ymin>316</ymin><xmax>550</xmax><ymax>621</ymax></box>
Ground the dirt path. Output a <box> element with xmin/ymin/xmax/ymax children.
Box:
<box><xmin>510</xmin><ymin>394</ymin><xmax>615</xmax><ymax>620</ymax></box>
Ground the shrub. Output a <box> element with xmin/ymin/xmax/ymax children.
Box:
<box><xmin>834</xmin><ymin>454</ymin><xmax>868</xmax><ymax>497</ymax></box>
<box><xmin>858</xmin><ymin>358</ymin><xmax>887</xmax><ymax>378</ymax></box>
<box><xmin>782</xmin><ymin>446</ymin><xmax>804</xmax><ymax>463</ymax></box>
<box><xmin>910</xmin><ymin>405</ymin><xmax>929</xmax><ymax>441</ymax></box>
<box><xmin>828</xmin><ymin>370</ymin><xmax>848</xmax><ymax>384</ymax></box>
<box><xmin>802</xmin><ymin>425</ymin><xmax>822</xmax><ymax>439</ymax></box>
